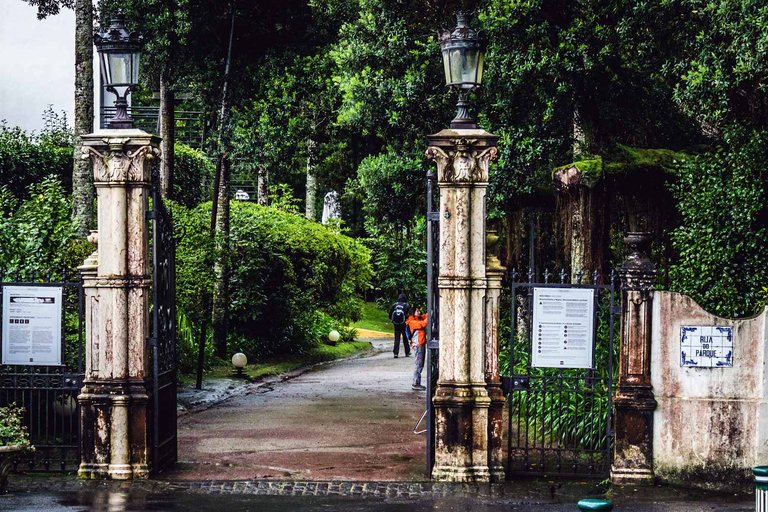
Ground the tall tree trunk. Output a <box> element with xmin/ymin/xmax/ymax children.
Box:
<box><xmin>212</xmin><ymin>154</ymin><xmax>230</xmax><ymax>359</ymax></box>
<box><xmin>211</xmin><ymin>0</ymin><xmax>237</xmax><ymax>360</ymax></box>
<box><xmin>159</xmin><ymin>72</ymin><xmax>175</xmax><ymax>199</ymax></box>
<box><xmin>305</xmin><ymin>137</ymin><xmax>317</xmax><ymax>221</ymax></box>
<box><xmin>72</xmin><ymin>0</ymin><xmax>94</xmax><ymax>237</ymax></box>
<box><xmin>257</xmin><ymin>166</ymin><xmax>268</xmax><ymax>206</ymax></box>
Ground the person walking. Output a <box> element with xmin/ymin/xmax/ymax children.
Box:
<box><xmin>407</xmin><ymin>307</ymin><xmax>428</xmax><ymax>391</ymax></box>
<box><xmin>389</xmin><ymin>294</ymin><xmax>411</xmax><ymax>358</ymax></box>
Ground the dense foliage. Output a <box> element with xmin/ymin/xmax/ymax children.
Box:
<box><xmin>173</xmin><ymin>143</ymin><xmax>214</xmax><ymax>208</ymax></box>
<box><xmin>0</xmin><ymin>111</ymin><xmax>73</xmax><ymax>198</ymax></box>
<box><xmin>669</xmin><ymin>135</ymin><xmax>768</xmax><ymax>318</ymax></box>
<box><xmin>174</xmin><ymin>200</ymin><xmax>371</xmax><ymax>360</ymax></box>
<box><xmin>0</xmin><ymin>404</ymin><xmax>30</xmax><ymax>448</ymax></box>
<box><xmin>0</xmin><ymin>177</ymin><xmax>90</xmax><ymax>282</ymax></box>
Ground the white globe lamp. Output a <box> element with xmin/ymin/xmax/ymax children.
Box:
<box><xmin>232</xmin><ymin>352</ymin><xmax>247</xmax><ymax>377</ymax></box>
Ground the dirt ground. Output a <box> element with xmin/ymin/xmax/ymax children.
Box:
<box><xmin>168</xmin><ymin>337</ymin><xmax>427</xmax><ymax>481</ymax></box>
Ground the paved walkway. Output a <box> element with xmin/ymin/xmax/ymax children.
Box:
<box><xmin>169</xmin><ymin>337</ymin><xmax>427</xmax><ymax>481</ymax></box>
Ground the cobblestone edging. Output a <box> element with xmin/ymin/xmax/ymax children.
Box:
<box><xmin>175</xmin><ymin>480</ymin><xmax>537</xmax><ymax>500</ymax></box>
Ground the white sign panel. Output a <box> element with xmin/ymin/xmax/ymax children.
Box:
<box><xmin>2</xmin><ymin>286</ymin><xmax>62</xmax><ymax>366</ymax></box>
<box><xmin>680</xmin><ymin>325</ymin><xmax>733</xmax><ymax>368</ymax></box>
<box><xmin>531</xmin><ymin>287</ymin><xmax>595</xmax><ymax>369</ymax></box>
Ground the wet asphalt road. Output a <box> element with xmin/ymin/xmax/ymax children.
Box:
<box><xmin>0</xmin><ymin>489</ymin><xmax>754</xmax><ymax>512</ymax></box>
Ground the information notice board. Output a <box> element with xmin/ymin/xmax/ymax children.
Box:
<box><xmin>531</xmin><ymin>287</ymin><xmax>595</xmax><ymax>369</ymax></box>
<box><xmin>1</xmin><ymin>285</ymin><xmax>62</xmax><ymax>366</ymax></box>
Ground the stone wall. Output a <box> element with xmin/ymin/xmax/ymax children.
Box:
<box><xmin>651</xmin><ymin>290</ymin><xmax>768</xmax><ymax>490</ymax></box>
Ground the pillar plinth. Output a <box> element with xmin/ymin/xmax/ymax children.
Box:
<box><xmin>77</xmin><ymin>130</ymin><xmax>160</xmax><ymax>479</ymax></box>
<box><xmin>426</xmin><ymin>128</ymin><xmax>498</xmax><ymax>482</ymax></box>
<box><xmin>611</xmin><ymin>232</ymin><xmax>657</xmax><ymax>486</ymax></box>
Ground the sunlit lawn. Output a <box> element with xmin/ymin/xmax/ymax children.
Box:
<box><xmin>351</xmin><ymin>302</ymin><xmax>394</xmax><ymax>334</ymax></box>
<box><xmin>179</xmin><ymin>341</ymin><xmax>373</xmax><ymax>385</ymax></box>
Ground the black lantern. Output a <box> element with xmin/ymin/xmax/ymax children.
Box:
<box><xmin>440</xmin><ymin>11</ymin><xmax>485</xmax><ymax>129</ymax></box>
<box><xmin>94</xmin><ymin>12</ymin><xmax>142</xmax><ymax>129</ymax></box>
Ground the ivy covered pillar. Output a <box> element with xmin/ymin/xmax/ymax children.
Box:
<box><xmin>77</xmin><ymin>130</ymin><xmax>160</xmax><ymax>479</ymax></box>
<box><xmin>611</xmin><ymin>232</ymin><xmax>657</xmax><ymax>485</ymax></box>
<box><xmin>426</xmin><ymin>129</ymin><xmax>498</xmax><ymax>482</ymax></box>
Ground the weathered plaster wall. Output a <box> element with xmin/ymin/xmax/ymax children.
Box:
<box><xmin>651</xmin><ymin>291</ymin><xmax>768</xmax><ymax>490</ymax></box>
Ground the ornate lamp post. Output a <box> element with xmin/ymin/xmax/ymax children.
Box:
<box><xmin>94</xmin><ymin>12</ymin><xmax>142</xmax><ymax>129</ymax></box>
<box><xmin>77</xmin><ymin>11</ymin><xmax>161</xmax><ymax>481</ymax></box>
<box><xmin>439</xmin><ymin>11</ymin><xmax>486</xmax><ymax>129</ymax></box>
<box><xmin>425</xmin><ymin>10</ymin><xmax>503</xmax><ymax>483</ymax></box>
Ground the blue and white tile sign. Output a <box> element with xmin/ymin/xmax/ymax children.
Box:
<box><xmin>680</xmin><ymin>325</ymin><xmax>733</xmax><ymax>368</ymax></box>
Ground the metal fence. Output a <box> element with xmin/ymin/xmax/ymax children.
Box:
<box><xmin>504</xmin><ymin>269</ymin><xmax>618</xmax><ymax>478</ymax></box>
<box><xmin>0</xmin><ymin>281</ymin><xmax>84</xmax><ymax>472</ymax></box>
<box><xmin>101</xmin><ymin>106</ymin><xmax>205</xmax><ymax>149</ymax></box>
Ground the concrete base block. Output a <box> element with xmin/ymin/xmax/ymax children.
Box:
<box><xmin>432</xmin><ymin>465</ymin><xmax>491</xmax><ymax>483</ymax></box>
<box><xmin>610</xmin><ymin>466</ymin><xmax>654</xmax><ymax>486</ymax></box>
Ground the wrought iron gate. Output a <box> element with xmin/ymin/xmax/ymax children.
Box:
<box><xmin>425</xmin><ymin>168</ymin><xmax>439</xmax><ymax>477</ymax></box>
<box><xmin>0</xmin><ymin>281</ymin><xmax>84</xmax><ymax>472</ymax></box>
<box><xmin>148</xmin><ymin>173</ymin><xmax>177</xmax><ymax>474</ymax></box>
<box><xmin>504</xmin><ymin>269</ymin><xmax>618</xmax><ymax>478</ymax></box>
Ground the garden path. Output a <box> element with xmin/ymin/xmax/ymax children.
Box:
<box><xmin>169</xmin><ymin>337</ymin><xmax>427</xmax><ymax>481</ymax></box>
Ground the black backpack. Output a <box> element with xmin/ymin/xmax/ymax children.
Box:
<box><xmin>391</xmin><ymin>303</ymin><xmax>406</xmax><ymax>325</ymax></box>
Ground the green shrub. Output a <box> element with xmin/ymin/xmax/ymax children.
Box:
<box><xmin>0</xmin><ymin>404</ymin><xmax>30</xmax><ymax>448</ymax></box>
<box><xmin>0</xmin><ymin>176</ymin><xmax>91</xmax><ymax>281</ymax></box>
<box><xmin>338</xmin><ymin>326</ymin><xmax>358</xmax><ymax>344</ymax></box>
<box><xmin>0</xmin><ymin>116</ymin><xmax>73</xmax><ymax>198</ymax></box>
<box><xmin>669</xmin><ymin>133</ymin><xmax>768</xmax><ymax>318</ymax></box>
<box><xmin>174</xmin><ymin>201</ymin><xmax>371</xmax><ymax>361</ymax></box>
<box><xmin>173</xmin><ymin>143</ymin><xmax>214</xmax><ymax>208</ymax></box>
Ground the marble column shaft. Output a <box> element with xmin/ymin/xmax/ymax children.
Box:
<box><xmin>78</xmin><ymin>130</ymin><xmax>160</xmax><ymax>479</ymax></box>
<box><xmin>426</xmin><ymin>129</ymin><xmax>498</xmax><ymax>482</ymax></box>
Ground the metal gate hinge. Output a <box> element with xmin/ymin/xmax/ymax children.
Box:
<box><xmin>611</xmin><ymin>305</ymin><xmax>621</xmax><ymax>315</ymax></box>
<box><xmin>502</xmin><ymin>375</ymin><xmax>529</xmax><ymax>395</ymax></box>
<box><xmin>146</xmin><ymin>210</ymin><xmax>156</xmax><ymax>220</ymax></box>
<box><xmin>427</xmin><ymin>212</ymin><xmax>440</xmax><ymax>222</ymax></box>
<box><xmin>146</xmin><ymin>337</ymin><xmax>157</xmax><ymax>347</ymax></box>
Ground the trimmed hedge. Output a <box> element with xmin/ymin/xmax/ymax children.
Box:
<box><xmin>173</xmin><ymin>143</ymin><xmax>214</xmax><ymax>208</ymax></box>
<box><xmin>174</xmin><ymin>201</ymin><xmax>371</xmax><ymax>359</ymax></box>
<box><xmin>0</xmin><ymin>123</ymin><xmax>73</xmax><ymax>197</ymax></box>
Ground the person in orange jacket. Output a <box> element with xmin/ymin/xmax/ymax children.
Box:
<box><xmin>406</xmin><ymin>308</ymin><xmax>428</xmax><ymax>391</ymax></box>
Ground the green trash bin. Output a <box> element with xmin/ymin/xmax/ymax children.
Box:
<box><xmin>577</xmin><ymin>499</ymin><xmax>613</xmax><ymax>511</ymax></box>
<box><xmin>755</xmin><ymin>467</ymin><xmax>768</xmax><ymax>512</ymax></box>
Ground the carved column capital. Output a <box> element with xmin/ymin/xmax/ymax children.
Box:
<box><xmin>426</xmin><ymin>129</ymin><xmax>499</xmax><ymax>185</ymax></box>
<box><xmin>81</xmin><ymin>130</ymin><xmax>161</xmax><ymax>185</ymax></box>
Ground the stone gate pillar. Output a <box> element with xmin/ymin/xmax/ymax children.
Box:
<box><xmin>77</xmin><ymin>130</ymin><xmax>160</xmax><ymax>479</ymax></box>
<box><xmin>484</xmin><ymin>230</ymin><xmax>506</xmax><ymax>482</ymax></box>
<box><xmin>611</xmin><ymin>232</ymin><xmax>657</xmax><ymax>485</ymax></box>
<box><xmin>426</xmin><ymin>129</ymin><xmax>498</xmax><ymax>482</ymax></box>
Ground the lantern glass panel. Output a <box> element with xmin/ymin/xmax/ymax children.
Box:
<box><xmin>442</xmin><ymin>48</ymin><xmax>452</xmax><ymax>84</ymax></box>
<box><xmin>449</xmin><ymin>48</ymin><xmax>463</xmax><ymax>85</ymax></box>
<box><xmin>108</xmin><ymin>53</ymin><xmax>133</xmax><ymax>84</ymax></box>
<box><xmin>459</xmin><ymin>47</ymin><xmax>480</xmax><ymax>87</ymax></box>
<box><xmin>99</xmin><ymin>52</ymin><xmax>111</xmax><ymax>84</ymax></box>
<box><xmin>476</xmin><ymin>52</ymin><xmax>485</xmax><ymax>85</ymax></box>
<box><xmin>132</xmin><ymin>53</ymin><xmax>140</xmax><ymax>83</ymax></box>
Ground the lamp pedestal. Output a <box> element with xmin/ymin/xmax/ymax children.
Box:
<box><xmin>426</xmin><ymin>128</ymin><xmax>498</xmax><ymax>482</ymax></box>
<box><xmin>77</xmin><ymin>129</ymin><xmax>160</xmax><ymax>479</ymax></box>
